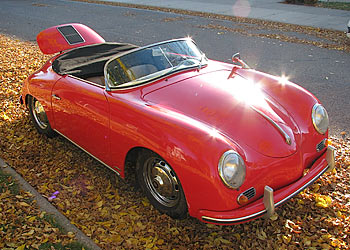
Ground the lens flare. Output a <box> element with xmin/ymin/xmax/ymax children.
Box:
<box><xmin>232</xmin><ymin>0</ymin><xmax>251</xmax><ymax>18</ymax></box>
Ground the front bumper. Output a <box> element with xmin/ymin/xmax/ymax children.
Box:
<box><xmin>200</xmin><ymin>146</ymin><xmax>336</xmax><ymax>225</ymax></box>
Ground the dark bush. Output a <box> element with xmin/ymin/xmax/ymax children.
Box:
<box><xmin>286</xmin><ymin>0</ymin><xmax>318</xmax><ymax>4</ymax></box>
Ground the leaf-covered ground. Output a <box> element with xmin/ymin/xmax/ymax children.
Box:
<box><xmin>0</xmin><ymin>168</ymin><xmax>80</xmax><ymax>249</ymax></box>
<box><xmin>0</xmin><ymin>34</ymin><xmax>350</xmax><ymax>249</ymax></box>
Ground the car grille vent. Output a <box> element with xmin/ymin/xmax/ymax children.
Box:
<box><xmin>243</xmin><ymin>187</ymin><xmax>256</xmax><ymax>200</ymax></box>
<box><xmin>316</xmin><ymin>139</ymin><xmax>326</xmax><ymax>152</ymax></box>
<box><xmin>57</xmin><ymin>25</ymin><xmax>85</xmax><ymax>45</ymax></box>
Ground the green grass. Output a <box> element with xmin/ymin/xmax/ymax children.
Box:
<box><xmin>42</xmin><ymin>213</ymin><xmax>66</xmax><ymax>233</ymax></box>
<box><xmin>0</xmin><ymin>168</ymin><xmax>19</xmax><ymax>194</ymax></box>
<box><xmin>317</xmin><ymin>1</ymin><xmax>350</xmax><ymax>11</ymax></box>
<box><xmin>38</xmin><ymin>242</ymin><xmax>87</xmax><ymax>250</ymax></box>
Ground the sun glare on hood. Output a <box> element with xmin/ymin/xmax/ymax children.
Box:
<box><xmin>225</xmin><ymin>75</ymin><xmax>268</xmax><ymax>108</ymax></box>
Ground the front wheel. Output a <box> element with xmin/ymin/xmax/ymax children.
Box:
<box><xmin>136</xmin><ymin>150</ymin><xmax>188</xmax><ymax>219</ymax></box>
<box><xmin>28</xmin><ymin>96</ymin><xmax>56</xmax><ymax>137</ymax></box>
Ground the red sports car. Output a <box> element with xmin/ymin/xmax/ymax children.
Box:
<box><xmin>21</xmin><ymin>23</ymin><xmax>335</xmax><ymax>225</ymax></box>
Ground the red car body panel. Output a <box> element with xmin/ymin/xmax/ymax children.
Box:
<box><xmin>51</xmin><ymin>75</ymin><xmax>110</xmax><ymax>164</ymax></box>
<box><xmin>21</xmin><ymin>24</ymin><xmax>334</xmax><ymax>225</ymax></box>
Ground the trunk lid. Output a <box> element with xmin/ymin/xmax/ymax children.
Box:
<box><xmin>37</xmin><ymin>23</ymin><xmax>105</xmax><ymax>54</ymax></box>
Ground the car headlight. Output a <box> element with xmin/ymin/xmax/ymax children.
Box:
<box><xmin>218</xmin><ymin>150</ymin><xmax>246</xmax><ymax>189</ymax></box>
<box><xmin>312</xmin><ymin>104</ymin><xmax>329</xmax><ymax>134</ymax></box>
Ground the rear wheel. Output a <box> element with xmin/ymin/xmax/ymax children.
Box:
<box><xmin>28</xmin><ymin>96</ymin><xmax>56</xmax><ymax>137</ymax></box>
<box><xmin>136</xmin><ymin>150</ymin><xmax>187</xmax><ymax>219</ymax></box>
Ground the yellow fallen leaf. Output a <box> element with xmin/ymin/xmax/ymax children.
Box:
<box><xmin>220</xmin><ymin>238</ymin><xmax>231</xmax><ymax>244</ymax></box>
<box><xmin>157</xmin><ymin>239</ymin><xmax>164</xmax><ymax>245</ymax></box>
<box><xmin>27</xmin><ymin>216</ymin><xmax>36</xmax><ymax>223</ymax></box>
<box><xmin>22</xmin><ymin>229</ymin><xmax>34</xmax><ymax>236</ymax></box>
<box><xmin>2</xmin><ymin>113</ymin><xmax>10</xmax><ymax>121</ymax></box>
<box><xmin>233</xmin><ymin>233</ymin><xmax>241</xmax><ymax>241</ymax></box>
<box><xmin>111</xmin><ymin>234</ymin><xmax>122</xmax><ymax>242</ymax></box>
<box><xmin>270</xmin><ymin>213</ymin><xmax>278</xmax><ymax>221</ymax></box>
<box><xmin>282</xmin><ymin>235</ymin><xmax>291</xmax><ymax>244</ymax></box>
<box><xmin>315</xmin><ymin>194</ymin><xmax>332</xmax><ymax>208</ymax></box>
<box><xmin>67</xmin><ymin>231</ymin><xmax>75</xmax><ymax>238</ymax></box>
<box><xmin>16</xmin><ymin>244</ymin><xmax>26</xmax><ymax>250</ymax></box>
<box><xmin>142</xmin><ymin>198</ymin><xmax>150</xmax><ymax>207</ymax></box>
<box><xmin>18</xmin><ymin>201</ymin><xmax>30</xmax><ymax>207</ymax></box>
<box><xmin>95</xmin><ymin>200</ymin><xmax>103</xmax><ymax>208</ymax></box>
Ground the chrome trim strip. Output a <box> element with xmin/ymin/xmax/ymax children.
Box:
<box><xmin>251</xmin><ymin>106</ymin><xmax>292</xmax><ymax>145</ymax></box>
<box><xmin>274</xmin><ymin>164</ymin><xmax>328</xmax><ymax>207</ymax></box>
<box><xmin>202</xmin><ymin>158</ymin><xmax>330</xmax><ymax>223</ymax></box>
<box><xmin>202</xmin><ymin>208</ymin><xmax>266</xmax><ymax>223</ymax></box>
<box><xmin>54</xmin><ymin>130</ymin><xmax>121</xmax><ymax>175</ymax></box>
<box><xmin>52</xmin><ymin>94</ymin><xmax>61</xmax><ymax>100</ymax></box>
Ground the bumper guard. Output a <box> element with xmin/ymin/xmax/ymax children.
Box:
<box><xmin>263</xmin><ymin>145</ymin><xmax>335</xmax><ymax>219</ymax></box>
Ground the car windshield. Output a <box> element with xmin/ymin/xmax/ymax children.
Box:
<box><xmin>105</xmin><ymin>39</ymin><xmax>207</xmax><ymax>88</ymax></box>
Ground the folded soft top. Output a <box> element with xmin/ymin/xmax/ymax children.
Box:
<box><xmin>52</xmin><ymin>42</ymin><xmax>138</xmax><ymax>79</ymax></box>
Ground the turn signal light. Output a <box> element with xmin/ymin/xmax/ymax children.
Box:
<box><xmin>237</xmin><ymin>194</ymin><xmax>249</xmax><ymax>205</ymax></box>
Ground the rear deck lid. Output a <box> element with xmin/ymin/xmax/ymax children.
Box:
<box><xmin>37</xmin><ymin>23</ymin><xmax>105</xmax><ymax>54</ymax></box>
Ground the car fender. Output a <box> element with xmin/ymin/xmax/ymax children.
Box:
<box><xmin>106</xmin><ymin>93</ymin><xmax>244</xmax><ymax>216</ymax></box>
<box><xmin>22</xmin><ymin>59</ymin><xmax>62</xmax><ymax>128</ymax></box>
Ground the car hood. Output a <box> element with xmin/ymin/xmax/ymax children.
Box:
<box><xmin>143</xmin><ymin>70</ymin><xmax>301</xmax><ymax>158</ymax></box>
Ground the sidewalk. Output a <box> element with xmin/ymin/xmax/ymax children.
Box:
<box><xmin>91</xmin><ymin>0</ymin><xmax>349</xmax><ymax>31</ymax></box>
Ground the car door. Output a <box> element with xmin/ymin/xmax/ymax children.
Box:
<box><xmin>51</xmin><ymin>75</ymin><xmax>111</xmax><ymax>165</ymax></box>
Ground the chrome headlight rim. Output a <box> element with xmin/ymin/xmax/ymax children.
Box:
<box><xmin>218</xmin><ymin>150</ymin><xmax>246</xmax><ymax>190</ymax></box>
<box><xmin>312</xmin><ymin>104</ymin><xmax>329</xmax><ymax>135</ymax></box>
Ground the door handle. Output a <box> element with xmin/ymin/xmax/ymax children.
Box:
<box><xmin>52</xmin><ymin>94</ymin><xmax>61</xmax><ymax>100</ymax></box>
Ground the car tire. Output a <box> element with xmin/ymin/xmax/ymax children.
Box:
<box><xmin>136</xmin><ymin>150</ymin><xmax>188</xmax><ymax>219</ymax></box>
<box><xmin>28</xmin><ymin>96</ymin><xmax>56</xmax><ymax>138</ymax></box>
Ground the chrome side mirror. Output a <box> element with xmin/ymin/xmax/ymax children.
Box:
<box><xmin>232</xmin><ymin>53</ymin><xmax>249</xmax><ymax>69</ymax></box>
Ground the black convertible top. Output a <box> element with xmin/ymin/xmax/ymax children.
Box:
<box><xmin>52</xmin><ymin>42</ymin><xmax>138</xmax><ymax>78</ymax></box>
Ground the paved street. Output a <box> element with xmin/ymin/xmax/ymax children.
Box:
<box><xmin>0</xmin><ymin>0</ymin><xmax>349</xmax><ymax>135</ymax></box>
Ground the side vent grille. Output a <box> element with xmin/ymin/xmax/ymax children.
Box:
<box><xmin>57</xmin><ymin>25</ymin><xmax>84</xmax><ymax>45</ymax></box>
<box><xmin>316</xmin><ymin>139</ymin><xmax>326</xmax><ymax>152</ymax></box>
<box><xmin>243</xmin><ymin>187</ymin><xmax>256</xmax><ymax>200</ymax></box>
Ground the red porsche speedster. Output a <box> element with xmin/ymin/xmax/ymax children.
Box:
<box><xmin>21</xmin><ymin>23</ymin><xmax>335</xmax><ymax>225</ymax></box>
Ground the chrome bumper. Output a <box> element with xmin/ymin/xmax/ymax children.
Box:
<box><xmin>263</xmin><ymin>145</ymin><xmax>336</xmax><ymax>219</ymax></box>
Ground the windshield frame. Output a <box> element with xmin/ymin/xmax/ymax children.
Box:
<box><xmin>103</xmin><ymin>38</ymin><xmax>207</xmax><ymax>90</ymax></box>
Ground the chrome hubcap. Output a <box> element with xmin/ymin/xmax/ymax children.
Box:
<box><xmin>144</xmin><ymin>157</ymin><xmax>180</xmax><ymax>207</ymax></box>
<box><xmin>32</xmin><ymin>99</ymin><xmax>48</xmax><ymax>129</ymax></box>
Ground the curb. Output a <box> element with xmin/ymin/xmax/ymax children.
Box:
<box><xmin>0</xmin><ymin>158</ymin><xmax>102</xmax><ymax>250</ymax></box>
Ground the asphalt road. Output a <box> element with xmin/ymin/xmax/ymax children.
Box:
<box><xmin>1</xmin><ymin>0</ymin><xmax>349</xmax><ymax>136</ymax></box>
